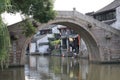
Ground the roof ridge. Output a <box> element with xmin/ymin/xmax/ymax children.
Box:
<box><xmin>95</xmin><ymin>0</ymin><xmax>120</xmax><ymax>14</ymax></box>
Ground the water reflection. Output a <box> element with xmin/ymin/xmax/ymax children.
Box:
<box><xmin>88</xmin><ymin>64</ymin><xmax>120</xmax><ymax>80</ymax></box>
<box><xmin>0</xmin><ymin>56</ymin><xmax>120</xmax><ymax>80</ymax></box>
<box><xmin>25</xmin><ymin>56</ymin><xmax>88</xmax><ymax>80</ymax></box>
<box><xmin>0</xmin><ymin>67</ymin><xmax>25</xmax><ymax>80</ymax></box>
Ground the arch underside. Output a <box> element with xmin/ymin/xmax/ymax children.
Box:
<box><xmin>22</xmin><ymin>19</ymin><xmax>101</xmax><ymax>63</ymax></box>
<box><xmin>8</xmin><ymin>11</ymin><xmax>120</xmax><ymax>66</ymax></box>
<box><xmin>51</xmin><ymin>21</ymin><xmax>100</xmax><ymax>62</ymax></box>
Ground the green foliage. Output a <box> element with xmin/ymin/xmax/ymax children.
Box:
<box><xmin>0</xmin><ymin>0</ymin><xmax>11</xmax><ymax>69</ymax></box>
<box><xmin>10</xmin><ymin>0</ymin><xmax>56</xmax><ymax>37</ymax></box>
<box><xmin>49</xmin><ymin>39</ymin><xmax>60</xmax><ymax>51</ymax></box>
<box><xmin>0</xmin><ymin>0</ymin><xmax>12</xmax><ymax>14</ymax></box>
<box><xmin>49</xmin><ymin>33</ymin><xmax>61</xmax><ymax>51</ymax></box>
<box><xmin>50</xmin><ymin>39</ymin><xmax>61</xmax><ymax>46</ymax></box>
<box><xmin>0</xmin><ymin>0</ymin><xmax>56</xmax><ymax>68</ymax></box>
<box><xmin>22</xmin><ymin>20</ymin><xmax>36</xmax><ymax>37</ymax></box>
<box><xmin>0</xmin><ymin>16</ymin><xmax>11</xmax><ymax>69</ymax></box>
<box><xmin>11</xmin><ymin>0</ymin><xmax>56</xmax><ymax>23</ymax></box>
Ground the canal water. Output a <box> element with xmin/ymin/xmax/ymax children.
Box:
<box><xmin>0</xmin><ymin>55</ymin><xmax>120</xmax><ymax>80</ymax></box>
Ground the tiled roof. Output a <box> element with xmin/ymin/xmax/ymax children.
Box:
<box><xmin>95</xmin><ymin>0</ymin><xmax>120</xmax><ymax>14</ymax></box>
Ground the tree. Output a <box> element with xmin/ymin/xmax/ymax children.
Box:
<box><xmin>11</xmin><ymin>0</ymin><xmax>56</xmax><ymax>37</ymax></box>
<box><xmin>11</xmin><ymin>0</ymin><xmax>56</xmax><ymax>23</ymax></box>
<box><xmin>0</xmin><ymin>0</ymin><xmax>11</xmax><ymax>69</ymax></box>
<box><xmin>0</xmin><ymin>0</ymin><xmax>56</xmax><ymax>68</ymax></box>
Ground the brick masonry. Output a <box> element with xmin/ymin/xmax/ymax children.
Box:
<box><xmin>7</xmin><ymin>10</ymin><xmax>120</xmax><ymax>66</ymax></box>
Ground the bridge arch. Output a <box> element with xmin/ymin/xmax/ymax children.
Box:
<box><xmin>21</xmin><ymin>18</ymin><xmax>101</xmax><ymax>64</ymax></box>
<box><xmin>8</xmin><ymin>10</ymin><xmax>120</xmax><ymax>65</ymax></box>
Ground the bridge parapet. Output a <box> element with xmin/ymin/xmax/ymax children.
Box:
<box><xmin>7</xmin><ymin>10</ymin><xmax>120</xmax><ymax>66</ymax></box>
<box><xmin>49</xmin><ymin>10</ymin><xmax>120</xmax><ymax>62</ymax></box>
<box><xmin>56</xmin><ymin>11</ymin><xmax>120</xmax><ymax>35</ymax></box>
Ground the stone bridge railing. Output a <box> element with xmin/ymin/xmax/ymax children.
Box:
<box><xmin>56</xmin><ymin>10</ymin><xmax>120</xmax><ymax>35</ymax></box>
<box><xmin>7</xmin><ymin>10</ymin><xmax>120</xmax><ymax>66</ymax></box>
<box><xmin>55</xmin><ymin>10</ymin><xmax>120</xmax><ymax>62</ymax></box>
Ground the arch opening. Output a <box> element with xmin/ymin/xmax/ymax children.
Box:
<box><xmin>22</xmin><ymin>20</ymin><xmax>101</xmax><ymax>64</ymax></box>
<box><xmin>52</xmin><ymin>21</ymin><xmax>100</xmax><ymax>61</ymax></box>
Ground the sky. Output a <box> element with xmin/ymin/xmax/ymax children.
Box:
<box><xmin>2</xmin><ymin>0</ymin><xmax>114</xmax><ymax>25</ymax></box>
<box><xmin>54</xmin><ymin>0</ymin><xmax>114</xmax><ymax>13</ymax></box>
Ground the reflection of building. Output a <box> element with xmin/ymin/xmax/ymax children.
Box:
<box><xmin>0</xmin><ymin>68</ymin><xmax>25</xmax><ymax>80</ymax></box>
<box><xmin>58</xmin><ymin>26</ymin><xmax>80</xmax><ymax>55</ymax></box>
<box><xmin>27</xmin><ymin>56</ymin><xmax>50</xmax><ymax>79</ymax></box>
<box><xmin>26</xmin><ymin>56</ymin><xmax>89</xmax><ymax>80</ymax></box>
<box><xmin>86</xmin><ymin>0</ymin><xmax>120</xmax><ymax>30</ymax></box>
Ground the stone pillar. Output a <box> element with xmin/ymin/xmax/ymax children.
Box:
<box><xmin>66</xmin><ymin>38</ymin><xmax>69</xmax><ymax>52</ymax></box>
<box><xmin>112</xmin><ymin>6</ymin><xmax>120</xmax><ymax>29</ymax></box>
<box><xmin>12</xmin><ymin>41</ymin><xmax>17</xmax><ymax>64</ymax></box>
<box><xmin>60</xmin><ymin>38</ymin><xmax>63</xmax><ymax>51</ymax></box>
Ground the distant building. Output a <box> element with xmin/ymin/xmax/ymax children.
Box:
<box><xmin>30</xmin><ymin>33</ymin><xmax>53</xmax><ymax>54</ymax></box>
<box><xmin>29</xmin><ymin>25</ymin><xmax>88</xmax><ymax>57</ymax></box>
<box><xmin>29</xmin><ymin>25</ymin><xmax>55</xmax><ymax>54</ymax></box>
<box><xmin>58</xmin><ymin>26</ymin><xmax>80</xmax><ymax>54</ymax></box>
<box><xmin>30</xmin><ymin>25</ymin><xmax>80</xmax><ymax>54</ymax></box>
<box><xmin>86</xmin><ymin>0</ymin><xmax>120</xmax><ymax>30</ymax></box>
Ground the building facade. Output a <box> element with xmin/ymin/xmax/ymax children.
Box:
<box><xmin>29</xmin><ymin>28</ymin><xmax>54</xmax><ymax>54</ymax></box>
<box><xmin>29</xmin><ymin>25</ymin><xmax>87</xmax><ymax>57</ymax></box>
<box><xmin>86</xmin><ymin>0</ymin><xmax>120</xmax><ymax>30</ymax></box>
<box><xmin>58</xmin><ymin>26</ymin><xmax>81</xmax><ymax>56</ymax></box>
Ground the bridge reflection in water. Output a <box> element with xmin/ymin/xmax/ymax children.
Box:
<box><xmin>0</xmin><ymin>56</ymin><xmax>120</xmax><ymax>80</ymax></box>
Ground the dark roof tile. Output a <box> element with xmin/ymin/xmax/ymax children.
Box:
<box><xmin>95</xmin><ymin>0</ymin><xmax>120</xmax><ymax>14</ymax></box>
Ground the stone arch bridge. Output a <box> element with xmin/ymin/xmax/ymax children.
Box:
<box><xmin>8</xmin><ymin>10</ymin><xmax>120</xmax><ymax>66</ymax></box>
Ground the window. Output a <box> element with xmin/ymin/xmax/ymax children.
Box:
<box><xmin>94</xmin><ymin>10</ymin><xmax>116</xmax><ymax>21</ymax></box>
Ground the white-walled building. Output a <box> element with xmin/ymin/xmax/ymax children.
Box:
<box><xmin>29</xmin><ymin>25</ymin><xmax>61</xmax><ymax>54</ymax></box>
<box><xmin>86</xmin><ymin>0</ymin><xmax>120</xmax><ymax>30</ymax></box>
<box><xmin>29</xmin><ymin>25</ymin><xmax>88</xmax><ymax>56</ymax></box>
